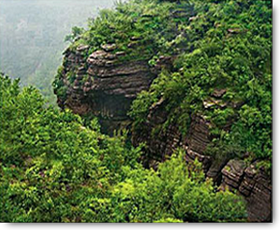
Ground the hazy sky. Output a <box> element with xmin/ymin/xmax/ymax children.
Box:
<box><xmin>0</xmin><ymin>0</ymin><xmax>116</xmax><ymax>101</ymax></box>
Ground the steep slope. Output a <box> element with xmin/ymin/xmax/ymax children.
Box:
<box><xmin>53</xmin><ymin>0</ymin><xmax>192</xmax><ymax>133</ymax></box>
<box><xmin>53</xmin><ymin>0</ymin><xmax>272</xmax><ymax>222</ymax></box>
<box><xmin>55</xmin><ymin>43</ymin><xmax>156</xmax><ymax>134</ymax></box>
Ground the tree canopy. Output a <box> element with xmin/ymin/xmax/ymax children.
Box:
<box><xmin>0</xmin><ymin>73</ymin><xmax>246</xmax><ymax>222</ymax></box>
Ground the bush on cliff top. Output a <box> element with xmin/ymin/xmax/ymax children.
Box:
<box><xmin>55</xmin><ymin>0</ymin><xmax>272</xmax><ymax>165</ymax></box>
<box><xmin>0</xmin><ymin>74</ymin><xmax>246</xmax><ymax>222</ymax></box>
<box><xmin>129</xmin><ymin>0</ymin><xmax>272</xmax><ymax>162</ymax></box>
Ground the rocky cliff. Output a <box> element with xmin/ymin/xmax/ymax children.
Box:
<box><xmin>221</xmin><ymin>160</ymin><xmax>272</xmax><ymax>222</ymax></box>
<box><xmin>54</xmin><ymin>0</ymin><xmax>272</xmax><ymax>222</ymax></box>
<box><xmin>131</xmin><ymin>93</ymin><xmax>271</xmax><ymax>222</ymax></box>
<box><xmin>55</xmin><ymin>43</ymin><xmax>156</xmax><ymax>134</ymax></box>
<box><xmin>56</xmin><ymin>44</ymin><xmax>272</xmax><ymax>222</ymax></box>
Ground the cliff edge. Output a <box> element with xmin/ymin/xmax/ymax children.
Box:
<box><xmin>53</xmin><ymin>0</ymin><xmax>272</xmax><ymax>222</ymax></box>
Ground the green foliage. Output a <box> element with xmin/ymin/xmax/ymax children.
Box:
<box><xmin>0</xmin><ymin>75</ymin><xmax>246</xmax><ymax>222</ymax></box>
<box><xmin>65</xmin><ymin>26</ymin><xmax>85</xmax><ymax>43</ymax></box>
<box><xmin>67</xmin><ymin>0</ymin><xmax>195</xmax><ymax>59</ymax></box>
<box><xmin>1</xmin><ymin>0</ymin><xmax>271</xmax><ymax>223</ymax></box>
<box><xmin>129</xmin><ymin>90</ymin><xmax>158</xmax><ymax>128</ymax></box>
<box><xmin>130</xmin><ymin>0</ymin><xmax>272</xmax><ymax>163</ymax></box>
<box><xmin>110</xmin><ymin>152</ymin><xmax>246</xmax><ymax>223</ymax></box>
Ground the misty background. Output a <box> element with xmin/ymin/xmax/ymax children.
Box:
<box><xmin>0</xmin><ymin>0</ymin><xmax>116</xmax><ymax>103</ymax></box>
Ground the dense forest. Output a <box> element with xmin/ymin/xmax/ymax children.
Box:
<box><xmin>0</xmin><ymin>0</ymin><xmax>272</xmax><ymax>223</ymax></box>
<box><xmin>0</xmin><ymin>73</ymin><xmax>246</xmax><ymax>222</ymax></box>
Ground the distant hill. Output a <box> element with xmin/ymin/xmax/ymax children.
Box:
<box><xmin>0</xmin><ymin>0</ymin><xmax>115</xmax><ymax>103</ymax></box>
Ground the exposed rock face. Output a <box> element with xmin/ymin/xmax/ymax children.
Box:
<box><xmin>221</xmin><ymin>160</ymin><xmax>272</xmax><ymax>222</ymax></box>
<box><xmin>221</xmin><ymin>159</ymin><xmax>246</xmax><ymax>190</ymax></box>
<box><xmin>132</xmin><ymin>97</ymin><xmax>213</xmax><ymax>172</ymax></box>
<box><xmin>57</xmin><ymin>44</ymin><xmax>271</xmax><ymax>222</ymax></box>
<box><xmin>132</xmin><ymin>97</ymin><xmax>271</xmax><ymax>222</ymax></box>
<box><xmin>184</xmin><ymin>114</ymin><xmax>211</xmax><ymax>156</ymax></box>
<box><xmin>132</xmin><ymin>98</ymin><xmax>182</xmax><ymax>168</ymax></box>
<box><xmin>58</xmin><ymin>44</ymin><xmax>156</xmax><ymax>134</ymax></box>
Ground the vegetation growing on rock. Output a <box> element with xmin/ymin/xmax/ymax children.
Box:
<box><xmin>0</xmin><ymin>0</ymin><xmax>272</xmax><ymax>223</ymax></box>
<box><xmin>51</xmin><ymin>0</ymin><xmax>272</xmax><ymax>222</ymax></box>
<box><xmin>129</xmin><ymin>0</ymin><xmax>272</xmax><ymax>164</ymax></box>
<box><xmin>54</xmin><ymin>0</ymin><xmax>272</xmax><ymax>166</ymax></box>
<box><xmin>0</xmin><ymin>74</ymin><xmax>246</xmax><ymax>222</ymax></box>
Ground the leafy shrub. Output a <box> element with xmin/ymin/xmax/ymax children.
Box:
<box><xmin>0</xmin><ymin>74</ymin><xmax>247</xmax><ymax>222</ymax></box>
<box><xmin>130</xmin><ymin>0</ymin><xmax>272</xmax><ymax>163</ymax></box>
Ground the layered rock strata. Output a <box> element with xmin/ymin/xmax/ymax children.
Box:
<box><xmin>221</xmin><ymin>160</ymin><xmax>272</xmax><ymax>222</ymax></box>
<box><xmin>131</xmin><ymin>95</ymin><xmax>271</xmax><ymax>222</ymax></box>
<box><xmin>57</xmin><ymin>44</ymin><xmax>156</xmax><ymax>134</ymax></box>
<box><xmin>56</xmin><ymin>43</ymin><xmax>271</xmax><ymax>223</ymax></box>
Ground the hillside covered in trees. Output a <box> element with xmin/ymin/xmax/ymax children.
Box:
<box><xmin>1</xmin><ymin>0</ymin><xmax>272</xmax><ymax>223</ymax></box>
<box><xmin>0</xmin><ymin>73</ymin><xmax>246</xmax><ymax>222</ymax></box>
<box><xmin>0</xmin><ymin>0</ymin><xmax>115</xmax><ymax>104</ymax></box>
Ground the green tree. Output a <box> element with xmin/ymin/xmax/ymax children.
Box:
<box><xmin>0</xmin><ymin>74</ymin><xmax>247</xmax><ymax>222</ymax></box>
